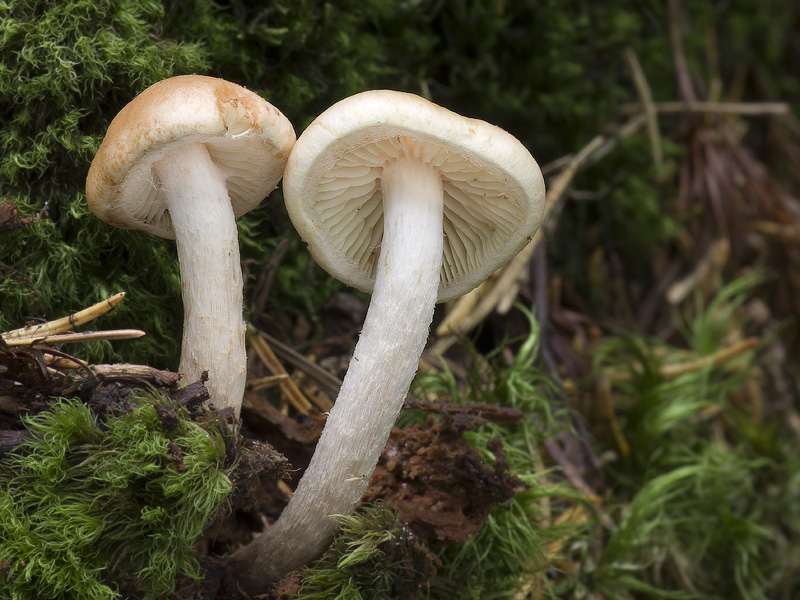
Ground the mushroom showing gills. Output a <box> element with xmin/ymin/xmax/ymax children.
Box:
<box><xmin>86</xmin><ymin>75</ymin><xmax>296</xmax><ymax>415</ymax></box>
<box><xmin>229</xmin><ymin>90</ymin><xmax>546</xmax><ymax>590</ymax></box>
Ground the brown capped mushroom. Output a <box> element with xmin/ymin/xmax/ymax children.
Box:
<box><xmin>86</xmin><ymin>75</ymin><xmax>296</xmax><ymax>415</ymax></box>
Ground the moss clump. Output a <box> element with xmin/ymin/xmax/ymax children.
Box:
<box><xmin>0</xmin><ymin>0</ymin><xmax>210</xmax><ymax>366</ymax></box>
<box><xmin>559</xmin><ymin>272</ymin><xmax>800</xmax><ymax>598</ymax></box>
<box><xmin>0</xmin><ymin>393</ymin><xmax>234</xmax><ymax>600</ymax></box>
<box><xmin>161</xmin><ymin>0</ymin><xmax>411</xmax><ymax>126</ymax></box>
<box><xmin>296</xmin><ymin>503</ymin><xmax>439</xmax><ymax>600</ymax></box>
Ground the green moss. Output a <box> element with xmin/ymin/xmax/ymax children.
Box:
<box><xmin>0</xmin><ymin>393</ymin><xmax>234</xmax><ymax>600</ymax></box>
<box><xmin>562</xmin><ymin>272</ymin><xmax>800</xmax><ymax>598</ymax></box>
<box><xmin>296</xmin><ymin>503</ymin><xmax>438</xmax><ymax>600</ymax></box>
<box><xmin>161</xmin><ymin>0</ymin><xmax>409</xmax><ymax>125</ymax></box>
<box><xmin>412</xmin><ymin>310</ymin><xmax>587</xmax><ymax>599</ymax></box>
<box><xmin>0</xmin><ymin>0</ymin><xmax>210</xmax><ymax>366</ymax></box>
<box><xmin>291</xmin><ymin>310</ymin><xmax>584</xmax><ymax>599</ymax></box>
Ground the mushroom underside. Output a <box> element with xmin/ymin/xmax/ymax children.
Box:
<box><xmin>313</xmin><ymin>136</ymin><xmax>525</xmax><ymax>287</ymax></box>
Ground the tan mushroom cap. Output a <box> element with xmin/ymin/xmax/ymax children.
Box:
<box><xmin>283</xmin><ymin>90</ymin><xmax>546</xmax><ymax>303</ymax></box>
<box><xmin>86</xmin><ymin>75</ymin><xmax>296</xmax><ymax>239</ymax></box>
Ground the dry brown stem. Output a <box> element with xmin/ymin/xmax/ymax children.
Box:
<box><xmin>2</xmin><ymin>292</ymin><xmax>126</xmax><ymax>340</ymax></box>
<box><xmin>4</xmin><ymin>328</ymin><xmax>145</xmax><ymax>346</ymax></box>
<box><xmin>620</xmin><ymin>101</ymin><xmax>790</xmax><ymax>116</ymax></box>
<box><xmin>624</xmin><ymin>46</ymin><xmax>662</xmax><ymax>167</ymax></box>
<box><xmin>252</xmin><ymin>328</ymin><xmax>340</xmax><ymax>403</ymax></box>
<box><xmin>606</xmin><ymin>338</ymin><xmax>758</xmax><ymax>382</ymax></box>
<box><xmin>249</xmin><ymin>331</ymin><xmax>314</xmax><ymax>415</ymax></box>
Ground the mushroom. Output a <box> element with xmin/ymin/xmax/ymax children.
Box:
<box><xmin>229</xmin><ymin>90</ymin><xmax>545</xmax><ymax>589</ymax></box>
<box><xmin>86</xmin><ymin>75</ymin><xmax>296</xmax><ymax>415</ymax></box>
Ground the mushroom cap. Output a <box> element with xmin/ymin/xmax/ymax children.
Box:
<box><xmin>283</xmin><ymin>90</ymin><xmax>546</xmax><ymax>303</ymax></box>
<box><xmin>86</xmin><ymin>75</ymin><xmax>296</xmax><ymax>239</ymax></box>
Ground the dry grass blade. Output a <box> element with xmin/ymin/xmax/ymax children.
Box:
<box><xmin>248</xmin><ymin>331</ymin><xmax>314</xmax><ymax>415</ymax></box>
<box><xmin>749</xmin><ymin>220</ymin><xmax>800</xmax><ymax>243</ymax></box>
<box><xmin>667</xmin><ymin>238</ymin><xmax>730</xmax><ymax>305</ymax></box>
<box><xmin>660</xmin><ymin>337</ymin><xmax>758</xmax><ymax>378</ymax></box>
<box><xmin>246</xmin><ymin>374</ymin><xmax>290</xmax><ymax>392</ymax></box>
<box><xmin>432</xmin><ymin>115</ymin><xmax>646</xmax><ymax>355</ymax></box>
<box><xmin>594</xmin><ymin>378</ymin><xmax>631</xmax><ymax>459</ymax></box>
<box><xmin>605</xmin><ymin>337</ymin><xmax>758</xmax><ymax>382</ymax></box>
<box><xmin>668</xmin><ymin>0</ymin><xmax>697</xmax><ymax>103</ymax></box>
<box><xmin>543</xmin><ymin>438</ymin><xmax>603</xmax><ymax>506</ymax></box>
<box><xmin>701</xmin><ymin>134</ymin><xmax>734</xmax><ymax>241</ymax></box>
<box><xmin>4</xmin><ymin>329</ymin><xmax>145</xmax><ymax>346</ymax></box>
<box><xmin>251</xmin><ymin>238</ymin><xmax>289</xmax><ymax>315</ymax></box>
<box><xmin>620</xmin><ymin>101</ymin><xmax>790</xmax><ymax>116</ymax></box>
<box><xmin>624</xmin><ymin>46</ymin><xmax>662</xmax><ymax>167</ymax></box>
<box><xmin>2</xmin><ymin>292</ymin><xmax>126</xmax><ymax>340</ymax></box>
<box><xmin>435</xmin><ymin>286</ymin><xmax>481</xmax><ymax>337</ymax></box>
<box><xmin>252</xmin><ymin>328</ymin><xmax>341</xmax><ymax>402</ymax></box>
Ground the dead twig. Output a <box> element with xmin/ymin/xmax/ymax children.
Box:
<box><xmin>0</xmin><ymin>198</ymin><xmax>50</xmax><ymax>234</ymax></box>
<box><xmin>605</xmin><ymin>337</ymin><xmax>758</xmax><ymax>382</ymax></box>
<box><xmin>87</xmin><ymin>364</ymin><xmax>182</xmax><ymax>387</ymax></box>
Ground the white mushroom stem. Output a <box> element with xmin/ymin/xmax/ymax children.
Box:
<box><xmin>153</xmin><ymin>142</ymin><xmax>247</xmax><ymax>415</ymax></box>
<box><xmin>231</xmin><ymin>157</ymin><xmax>444</xmax><ymax>587</ymax></box>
